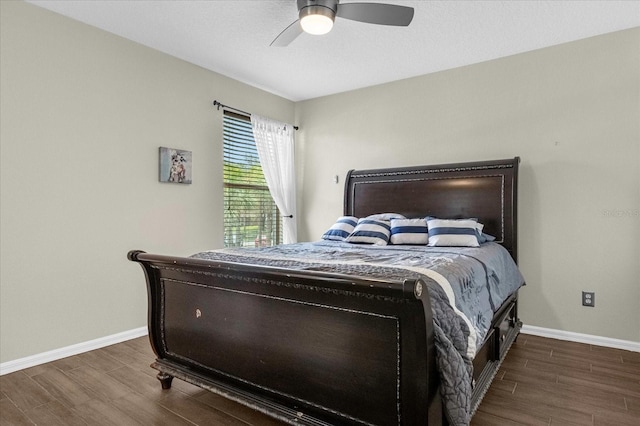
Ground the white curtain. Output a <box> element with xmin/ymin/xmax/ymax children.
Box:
<box><xmin>251</xmin><ymin>115</ymin><xmax>297</xmax><ymax>244</ymax></box>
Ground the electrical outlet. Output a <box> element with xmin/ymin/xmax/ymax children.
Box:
<box><xmin>582</xmin><ymin>291</ymin><xmax>595</xmax><ymax>307</ymax></box>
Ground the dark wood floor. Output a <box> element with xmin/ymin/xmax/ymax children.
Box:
<box><xmin>471</xmin><ymin>334</ymin><xmax>640</xmax><ymax>426</ymax></box>
<box><xmin>1</xmin><ymin>333</ymin><xmax>638</xmax><ymax>425</ymax></box>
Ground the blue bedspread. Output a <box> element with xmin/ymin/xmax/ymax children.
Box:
<box><xmin>192</xmin><ymin>241</ymin><xmax>525</xmax><ymax>425</ymax></box>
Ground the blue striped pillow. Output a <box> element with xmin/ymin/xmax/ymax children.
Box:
<box><xmin>322</xmin><ymin>216</ymin><xmax>358</xmax><ymax>241</ymax></box>
<box><xmin>390</xmin><ymin>218</ymin><xmax>429</xmax><ymax>245</ymax></box>
<box><xmin>345</xmin><ymin>218</ymin><xmax>391</xmax><ymax>246</ymax></box>
<box><xmin>427</xmin><ymin>218</ymin><xmax>480</xmax><ymax>247</ymax></box>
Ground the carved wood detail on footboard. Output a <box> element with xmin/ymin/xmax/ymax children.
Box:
<box><xmin>128</xmin><ymin>250</ymin><xmax>443</xmax><ymax>425</ymax></box>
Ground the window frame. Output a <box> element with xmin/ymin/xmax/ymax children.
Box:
<box><xmin>222</xmin><ymin>111</ymin><xmax>282</xmax><ymax>248</ymax></box>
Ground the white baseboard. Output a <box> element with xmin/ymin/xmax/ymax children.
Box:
<box><xmin>521</xmin><ymin>325</ymin><xmax>640</xmax><ymax>353</ymax></box>
<box><xmin>3</xmin><ymin>325</ymin><xmax>637</xmax><ymax>376</ymax></box>
<box><xmin>0</xmin><ymin>327</ymin><xmax>148</xmax><ymax>376</ymax></box>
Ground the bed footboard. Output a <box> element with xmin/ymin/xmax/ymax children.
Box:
<box><xmin>128</xmin><ymin>250</ymin><xmax>442</xmax><ymax>425</ymax></box>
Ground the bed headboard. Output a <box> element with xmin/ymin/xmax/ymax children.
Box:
<box><xmin>344</xmin><ymin>157</ymin><xmax>520</xmax><ymax>262</ymax></box>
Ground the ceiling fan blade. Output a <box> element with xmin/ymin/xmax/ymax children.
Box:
<box><xmin>336</xmin><ymin>2</ymin><xmax>414</xmax><ymax>26</ymax></box>
<box><xmin>270</xmin><ymin>19</ymin><xmax>304</xmax><ymax>47</ymax></box>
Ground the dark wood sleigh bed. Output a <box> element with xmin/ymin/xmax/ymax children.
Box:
<box><xmin>128</xmin><ymin>157</ymin><xmax>523</xmax><ymax>425</ymax></box>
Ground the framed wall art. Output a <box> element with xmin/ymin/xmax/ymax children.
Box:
<box><xmin>159</xmin><ymin>147</ymin><xmax>192</xmax><ymax>184</ymax></box>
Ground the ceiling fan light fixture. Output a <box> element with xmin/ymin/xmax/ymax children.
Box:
<box><xmin>271</xmin><ymin>0</ymin><xmax>413</xmax><ymax>47</ymax></box>
<box><xmin>299</xmin><ymin>5</ymin><xmax>335</xmax><ymax>35</ymax></box>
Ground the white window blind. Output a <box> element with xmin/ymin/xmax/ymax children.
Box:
<box><xmin>223</xmin><ymin>111</ymin><xmax>282</xmax><ymax>247</ymax></box>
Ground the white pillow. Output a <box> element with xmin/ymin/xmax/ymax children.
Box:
<box><xmin>366</xmin><ymin>213</ymin><xmax>406</xmax><ymax>221</ymax></box>
<box><xmin>321</xmin><ymin>216</ymin><xmax>358</xmax><ymax>241</ymax></box>
<box><xmin>345</xmin><ymin>218</ymin><xmax>391</xmax><ymax>246</ymax></box>
<box><xmin>390</xmin><ymin>218</ymin><xmax>429</xmax><ymax>245</ymax></box>
<box><xmin>427</xmin><ymin>218</ymin><xmax>480</xmax><ymax>247</ymax></box>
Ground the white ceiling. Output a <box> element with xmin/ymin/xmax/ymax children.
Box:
<box><xmin>26</xmin><ymin>0</ymin><xmax>640</xmax><ymax>102</ymax></box>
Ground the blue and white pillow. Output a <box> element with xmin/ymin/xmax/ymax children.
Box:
<box><xmin>345</xmin><ymin>218</ymin><xmax>391</xmax><ymax>246</ymax></box>
<box><xmin>390</xmin><ymin>218</ymin><xmax>429</xmax><ymax>245</ymax></box>
<box><xmin>426</xmin><ymin>218</ymin><xmax>480</xmax><ymax>247</ymax></box>
<box><xmin>321</xmin><ymin>216</ymin><xmax>358</xmax><ymax>241</ymax></box>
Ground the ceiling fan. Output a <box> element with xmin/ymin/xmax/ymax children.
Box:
<box><xmin>271</xmin><ymin>0</ymin><xmax>415</xmax><ymax>47</ymax></box>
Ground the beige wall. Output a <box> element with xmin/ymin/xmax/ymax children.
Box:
<box><xmin>0</xmin><ymin>1</ymin><xmax>295</xmax><ymax>363</ymax></box>
<box><xmin>295</xmin><ymin>28</ymin><xmax>640</xmax><ymax>342</ymax></box>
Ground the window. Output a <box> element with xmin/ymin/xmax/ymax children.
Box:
<box><xmin>223</xmin><ymin>111</ymin><xmax>282</xmax><ymax>247</ymax></box>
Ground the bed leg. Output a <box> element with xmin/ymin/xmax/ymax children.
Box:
<box><xmin>514</xmin><ymin>320</ymin><xmax>523</xmax><ymax>342</ymax></box>
<box><xmin>157</xmin><ymin>372</ymin><xmax>174</xmax><ymax>389</ymax></box>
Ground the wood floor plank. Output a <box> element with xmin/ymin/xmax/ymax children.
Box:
<box><xmin>20</xmin><ymin>363</ymin><xmax>52</xmax><ymax>378</ymax></box>
<box><xmin>48</xmin><ymin>355</ymin><xmax>87</xmax><ymax>372</ymax></box>
<box><xmin>479</xmin><ymin>386</ymin><xmax>590</xmax><ymax>426</ymax></box>
<box><xmin>0</xmin><ymin>371</ymin><xmax>54</xmax><ymax>411</ymax></box>
<box><xmin>507</xmin><ymin>343</ymin><xmax>553</xmax><ymax>361</ymax></box>
<box><xmin>30</xmin><ymin>368</ymin><xmax>95</xmax><ymax>408</ymax></box>
<box><xmin>65</xmin><ymin>365</ymin><xmax>135</xmax><ymax>401</ymax></box>
<box><xmin>72</xmin><ymin>398</ymin><xmax>142</xmax><ymax>426</ymax></box>
<box><xmin>110</xmin><ymin>392</ymin><xmax>195</xmax><ymax>426</ymax></box>
<box><xmin>197</xmin><ymin>390</ymin><xmax>286</xmax><ymax>426</ymax></box>
<box><xmin>486</xmin><ymin>377</ymin><xmax>517</xmax><ymax>394</ymax></box>
<box><xmin>505</xmin><ymin>381</ymin><xmax>603</xmax><ymax>424</ymax></box>
<box><xmin>500</xmin><ymin>364</ymin><xmax>559</xmax><ymax>387</ymax></box>
<box><xmin>106</xmin><ymin>365</ymin><xmax>170</xmax><ymax>401</ymax></box>
<box><xmin>100</xmin><ymin>342</ymin><xmax>157</xmax><ymax>377</ymax></box>
<box><xmin>625</xmin><ymin>395</ymin><xmax>640</xmax><ymax>415</ymax></box>
<box><xmin>590</xmin><ymin>344</ymin><xmax>640</xmax><ymax>362</ymax></box>
<box><xmin>496</xmin><ymin>353</ymin><xmax>528</xmax><ymax>370</ymax></box>
<box><xmin>522</xmin><ymin>357</ymin><xmax>592</xmax><ymax>376</ymax></box>
<box><xmin>519</xmin><ymin>335</ymin><xmax>590</xmax><ymax>353</ymax></box>
<box><xmin>592</xmin><ymin>409</ymin><xmax>640</xmax><ymax>426</ymax></box>
<box><xmin>591</xmin><ymin>360</ymin><xmax>640</xmax><ymax>381</ymax></box>
<box><xmin>0</xmin><ymin>397</ymin><xmax>35</xmax><ymax>426</ymax></box>
<box><xmin>121</xmin><ymin>336</ymin><xmax>156</xmax><ymax>357</ymax></box>
<box><xmin>76</xmin><ymin>348</ymin><xmax>126</xmax><ymax>373</ymax></box>
<box><xmin>159</xmin><ymin>391</ymin><xmax>250</xmax><ymax>425</ymax></box>
<box><xmin>516</xmin><ymin>379</ymin><xmax>627</xmax><ymax>412</ymax></box>
<box><xmin>471</xmin><ymin>409</ymin><xmax>527</xmax><ymax>425</ymax></box>
<box><xmin>476</xmin><ymin>394</ymin><xmax>551</xmax><ymax>425</ymax></box>
<box><xmin>557</xmin><ymin>370</ymin><xmax>640</xmax><ymax>399</ymax></box>
<box><xmin>550</xmin><ymin>346</ymin><xmax>623</xmax><ymax>365</ymax></box>
<box><xmin>24</xmin><ymin>400</ymin><xmax>88</xmax><ymax>426</ymax></box>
